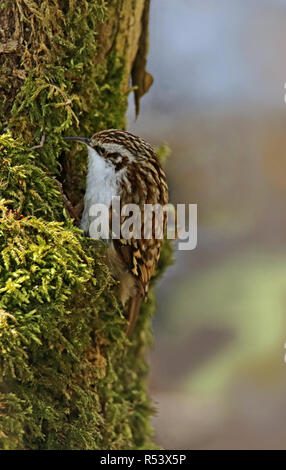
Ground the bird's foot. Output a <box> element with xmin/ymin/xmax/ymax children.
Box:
<box><xmin>53</xmin><ymin>178</ymin><xmax>83</xmax><ymax>225</ymax></box>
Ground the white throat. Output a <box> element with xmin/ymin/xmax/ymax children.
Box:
<box><xmin>80</xmin><ymin>146</ymin><xmax>123</xmax><ymax>234</ymax></box>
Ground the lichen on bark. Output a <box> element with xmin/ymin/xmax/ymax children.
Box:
<box><xmin>0</xmin><ymin>0</ymin><xmax>173</xmax><ymax>449</ymax></box>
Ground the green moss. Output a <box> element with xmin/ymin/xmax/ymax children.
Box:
<box><xmin>0</xmin><ymin>0</ymin><xmax>173</xmax><ymax>450</ymax></box>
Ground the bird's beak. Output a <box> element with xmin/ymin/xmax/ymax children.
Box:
<box><xmin>64</xmin><ymin>136</ymin><xmax>91</xmax><ymax>145</ymax></box>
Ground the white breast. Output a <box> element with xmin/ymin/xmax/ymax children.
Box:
<box><xmin>81</xmin><ymin>147</ymin><xmax>123</xmax><ymax>236</ymax></box>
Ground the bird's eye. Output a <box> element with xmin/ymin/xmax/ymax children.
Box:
<box><xmin>95</xmin><ymin>145</ymin><xmax>107</xmax><ymax>157</ymax></box>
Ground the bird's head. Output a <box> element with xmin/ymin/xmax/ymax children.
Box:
<box><xmin>65</xmin><ymin>129</ymin><xmax>156</xmax><ymax>170</ymax></box>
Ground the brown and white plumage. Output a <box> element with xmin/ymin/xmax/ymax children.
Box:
<box><xmin>66</xmin><ymin>129</ymin><xmax>168</xmax><ymax>336</ymax></box>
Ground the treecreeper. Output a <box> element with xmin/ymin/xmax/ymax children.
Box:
<box><xmin>65</xmin><ymin>129</ymin><xmax>168</xmax><ymax>336</ymax></box>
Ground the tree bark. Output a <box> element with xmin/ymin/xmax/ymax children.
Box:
<box><xmin>0</xmin><ymin>0</ymin><xmax>171</xmax><ymax>450</ymax></box>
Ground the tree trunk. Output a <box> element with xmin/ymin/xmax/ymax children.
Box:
<box><xmin>0</xmin><ymin>0</ymin><xmax>171</xmax><ymax>450</ymax></box>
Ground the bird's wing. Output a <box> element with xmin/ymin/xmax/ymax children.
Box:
<box><xmin>112</xmin><ymin>237</ymin><xmax>162</xmax><ymax>297</ymax></box>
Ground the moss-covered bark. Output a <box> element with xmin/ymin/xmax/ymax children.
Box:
<box><xmin>0</xmin><ymin>0</ymin><xmax>173</xmax><ymax>450</ymax></box>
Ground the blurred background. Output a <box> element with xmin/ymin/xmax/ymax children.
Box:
<box><xmin>128</xmin><ymin>0</ymin><xmax>286</xmax><ymax>450</ymax></box>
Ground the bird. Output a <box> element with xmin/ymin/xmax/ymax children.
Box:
<box><xmin>65</xmin><ymin>129</ymin><xmax>168</xmax><ymax>336</ymax></box>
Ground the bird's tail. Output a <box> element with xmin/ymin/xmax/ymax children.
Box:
<box><xmin>126</xmin><ymin>294</ymin><xmax>142</xmax><ymax>337</ymax></box>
